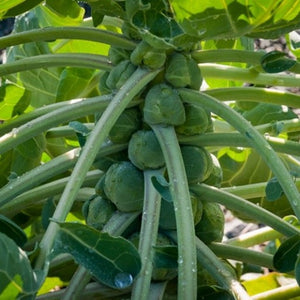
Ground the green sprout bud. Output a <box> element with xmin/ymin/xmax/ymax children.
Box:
<box><xmin>106</xmin><ymin>60</ymin><xmax>136</xmax><ymax>90</ymax></box>
<box><xmin>181</xmin><ymin>146</ymin><xmax>213</xmax><ymax>184</ymax></box>
<box><xmin>109</xmin><ymin>107</ymin><xmax>141</xmax><ymax>144</ymax></box>
<box><xmin>82</xmin><ymin>195</ymin><xmax>115</xmax><ymax>230</ymax></box>
<box><xmin>104</xmin><ymin>161</ymin><xmax>144</xmax><ymax>212</ymax></box>
<box><xmin>176</xmin><ymin>103</ymin><xmax>211</xmax><ymax>136</ymax></box>
<box><xmin>165</xmin><ymin>52</ymin><xmax>202</xmax><ymax>90</ymax></box>
<box><xmin>108</xmin><ymin>47</ymin><xmax>130</xmax><ymax>65</ymax></box>
<box><xmin>203</xmin><ymin>154</ymin><xmax>223</xmax><ymax>188</ymax></box>
<box><xmin>195</xmin><ymin>201</ymin><xmax>224</xmax><ymax>244</ymax></box>
<box><xmin>143</xmin><ymin>83</ymin><xmax>186</xmax><ymax>126</ymax></box>
<box><xmin>128</xmin><ymin>130</ymin><xmax>165</xmax><ymax>170</ymax></box>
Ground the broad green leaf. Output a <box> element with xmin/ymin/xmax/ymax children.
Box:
<box><xmin>52</xmin><ymin>222</ymin><xmax>141</xmax><ymax>289</ymax></box>
<box><xmin>287</xmin><ymin>31</ymin><xmax>300</xmax><ymax>58</ymax></box>
<box><xmin>0</xmin><ymin>0</ymin><xmax>25</xmax><ymax>19</ymax></box>
<box><xmin>0</xmin><ymin>233</ymin><xmax>38</xmax><ymax>299</ymax></box>
<box><xmin>45</xmin><ymin>137</ymin><xmax>75</xmax><ymax>158</ymax></box>
<box><xmin>11</xmin><ymin>134</ymin><xmax>46</xmax><ymax>176</ymax></box>
<box><xmin>261</xmin><ymin>51</ymin><xmax>296</xmax><ymax>73</ymax></box>
<box><xmin>265</xmin><ymin>177</ymin><xmax>283</xmax><ymax>201</ymax></box>
<box><xmin>0</xmin><ymin>214</ymin><xmax>27</xmax><ymax>247</ymax></box>
<box><xmin>0</xmin><ymin>84</ymin><xmax>25</xmax><ymax>120</ymax></box>
<box><xmin>3</xmin><ymin>0</ymin><xmax>44</xmax><ymax>18</ymax></box>
<box><xmin>41</xmin><ymin>198</ymin><xmax>56</xmax><ymax>230</ymax></box>
<box><xmin>273</xmin><ymin>234</ymin><xmax>300</xmax><ymax>272</ymax></box>
<box><xmin>56</xmin><ymin>68</ymin><xmax>97</xmax><ymax>101</ymax></box>
<box><xmin>0</xmin><ymin>151</ymin><xmax>13</xmax><ymax>188</ymax></box>
<box><xmin>85</xmin><ymin>0</ymin><xmax>126</xmax><ymax>27</ymax></box>
<box><xmin>170</xmin><ymin>0</ymin><xmax>300</xmax><ymax>40</ymax></box>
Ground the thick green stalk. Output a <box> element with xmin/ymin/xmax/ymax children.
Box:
<box><xmin>62</xmin><ymin>211</ymin><xmax>139</xmax><ymax>300</ymax></box>
<box><xmin>0</xmin><ymin>143</ymin><xmax>126</xmax><ymax>208</ymax></box>
<box><xmin>0</xmin><ymin>170</ymin><xmax>102</xmax><ymax>217</ymax></box>
<box><xmin>200</xmin><ymin>63</ymin><xmax>300</xmax><ymax>87</ymax></box>
<box><xmin>205</xmin><ymin>87</ymin><xmax>300</xmax><ymax>108</ymax></box>
<box><xmin>179</xmin><ymin>132</ymin><xmax>300</xmax><ymax>156</ymax></box>
<box><xmin>0</xmin><ymin>95</ymin><xmax>111</xmax><ymax>155</ymax></box>
<box><xmin>0</xmin><ymin>26</ymin><xmax>136</xmax><ymax>50</ymax></box>
<box><xmin>192</xmin><ymin>49</ymin><xmax>264</xmax><ymax>65</ymax></box>
<box><xmin>131</xmin><ymin>169</ymin><xmax>162</xmax><ymax>300</ymax></box>
<box><xmin>210</xmin><ymin>243</ymin><xmax>274</xmax><ymax>269</ymax></box>
<box><xmin>151</xmin><ymin>125</ymin><xmax>197</xmax><ymax>300</ymax></box>
<box><xmin>0</xmin><ymin>54</ymin><xmax>112</xmax><ymax>77</ymax></box>
<box><xmin>35</xmin><ymin>67</ymin><xmax>159</xmax><ymax>270</ymax></box>
<box><xmin>179</xmin><ymin>89</ymin><xmax>300</xmax><ymax>219</ymax></box>
<box><xmin>190</xmin><ymin>184</ymin><xmax>300</xmax><ymax>237</ymax></box>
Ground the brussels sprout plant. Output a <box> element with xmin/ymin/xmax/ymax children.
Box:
<box><xmin>1</xmin><ymin>1</ymin><xmax>300</xmax><ymax>299</ymax></box>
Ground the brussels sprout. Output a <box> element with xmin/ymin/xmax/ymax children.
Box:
<box><xmin>93</xmin><ymin>150</ymin><xmax>129</xmax><ymax>172</ymax></box>
<box><xmin>195</xmin><ymin>201</ymin><xmax>224</xmax><ymax>244</ymax></box>
<box><xmin>159</xmin><ymin>193</ymin><xmax>203</xmax><ymax>230</ymax></box>
<box><xmin>109</xmin><ymin>108</ymin><xmax>141</xmax><ymax>144</ymax></box>
<box><xmin>176</xmin><ymin>103</ymin><xmax>211</xmax><ymax>136</ymax></box>
<box><xmin>203</xmin><ymin>154</ymin><xmax>223</xmax><ymax>188</ymax></box>
<box><xmin>106</xmin><ymin>60</ymin><xmax>136</xmax><ymax>90</ymax></box>
<box><xmin>82</xmin><ymin>195</ymin><xmax>116</xmax><ymax>230</ymax></box>
<box><xmin>129</xmin><ymin>232</ymin><xmax>177</xmax><ymax>281</ymax></box>
<box><xmin>181</xmin><ymin>146</ymin><xmax>213</xmax><ymax>184</ymax></box>
<box><xmin>131</xmin><ymin>40</ymin><xmax>167</xmax><ymax>69</ymax></box>
<box><xmin>108</xmin><ymin>47</ymin><xmax>130</xmax><ymax>65</ymax></box>
<box><xmin>94</xmin><ymin>174</ymin><xmax>106</xmax><ymax>198</ymax></box>
<box><xmin>165</xmin><ymin>52</ymin><xmax>202</xmax><ymax>90</ymax></box>
<box><xmin>104</xmin><ymin>161</ymin><xmax>144</xmax><ymax>212</ymax></box>
<box><xmin>121</xmin><ymin>21</ymin><xmax>141</xmax><ymax>40</ymax></box>
<box><xmin>128</xmin><ymin>130</ymin><xmax>165</xmax><ymax>170</ymax></box>
<box><xmin>98</xmin><ymin>71</ymin><xmax>111</xmax><ymax>95</ymax></box>
<box><xmin>143</xmin><ymin>83</ymin><xmax>186</xmax><ymax>126</ymax></box>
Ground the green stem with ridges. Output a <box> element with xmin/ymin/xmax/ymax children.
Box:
<box><xmin>0</xmin><ymin>143</ymin><xmax>126</xmax><ymax>208</ymax></box>
<box><xmin>35</xmin><ymin>67</ymin><xmax>159</xmax><ymax>270</ymax></box>
<box><xmin>204</xmin><ymin>87</ymin><xmax>300</xmax><ymax>108</ymax></box>
<box><xmin>210</xmin><ymin>243</ymin><xmax>274</xmax><ymax>269</ymax></box>
<box><xmin>0</xmin><ymin>26</ymin><xmax>136</xmax><ymax>50</ymax></box>
<box><xmin>151</xmin><ymin>125</ymin><xmax>197</xmax><ymax>300</ymax></box>
<box><xmin>179</xmin><ymin>132</ymin><xmax>300</xmax><ymax>156</ymax></box>
<box><xmin>131</xmin><ymin>169</ymin><xmax>162</xmax><ymax>300</ymax></box>
<box><xmin>190</xmin><ymin>184</ymin><xmax>300</xmax><ymax>237</ymax></box>
<box><xmin>179</xmin><ymin>89</ymin><xmax>300</xmax><ymax>219</ymax></box>
<box><xmin>200</xmin><ymin>63</ymin><xmax>300</xmax><ymax>87</ymax></box>
<box><xmin>0</xmin><ymin>54</ymin><xmax>112</xmax><ymax>77</ymax></box>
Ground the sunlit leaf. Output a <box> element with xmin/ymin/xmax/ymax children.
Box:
<box><xmin>0</xmin><ymin>0</ymin><xmax>25</xmax><ymax>19</ymax></box>
<box><xmin>273</xmin><ymin>234</ymin><xmax>300</xmax><ymax>272</ymax></box>
<box><xmin>3</xmin><ymin>0</ymin><xmax>43</xmax><ymax>18</ymax></box>
<box><xmin>52</xmin><ymin>222</ymin><xmax>141</xmax><ymax>289</ymax></box>
<box><xmin>261</xmin><ymin>51</ymin><xmax>296</xmax><ymax>73</ymax></box>
<box><xmin>0</xmin><ymin>233</ymin><xmax>38</xmax><ymax>299</ymax></box>
<box><xmin>0</xmin><ymin>214</ymin><xmax>27</xmax><ymax>247</ymax></box>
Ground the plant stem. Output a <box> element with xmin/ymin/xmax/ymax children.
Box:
<box><xmin>179</xmin><ymin>132</ymin><xmax>300</xmax><ymax>156</ymax></box>
<box><xmin>190</xmin><ymin>184</ymin><xmax>300</xmax><ymax>237</ymax></box>
<box><xmin>61</xmin><ymin>211</ymin><xmax>140</xmax><ymax>300</ymax></box>
<box><xmin>35</xmin><ymin>67</ymin><xmax>159</xmax><ymax>270</ymax></box>
<box><xmin>0</xmin><ymin>170</ymin><xmax>102</xmax><ymax>217</ymax></box>
<box><xmin>0</xmin><ymin>143</ymin><xmax>126</xmax><ymax>208</ymax></box>
<box><xmin>151</xmin><ymin>125</ymin><xmax>197</xmax><ymax>300</ymax></box>
<box><xmin>0</xmin><ymin>54</ymin><xmax>112</xmax><ymax>77</ymax></box>
<box><xmin>0</xmin><ymin>26</ymin><xmax>137</xmax><ymax>50</ymax></box>
<box><xmin>210</xmin><ymin>243</ymin><xmax>274</xmax><ymax>269</ymax></box>
<box><xmin>192</xmin><ymin>49</ymin><xmax>264</xmax><ymax>65</ymax></box>
<box><xmin>204</xmin><ymin>87</ymin><xmax>300</xmax><ymax>108</ymax></box>
<box><xmin>131</xmin><ymin>169</ymin><xmax>162</xmax><ymax>300</ymax></box>
<box><xmin>252</xmin><ymin>283</ymin><xmax>300</xmax><ymax>300</ymax></box>
<box><xmin>200</xmin><ymin>63</ymin><xmax>300</xmax><ymax>87</ymax></box>
<box><xmin>179</xmin><ymin>89</ymin><xmax>300</xmax><ymax>219</ymax></box>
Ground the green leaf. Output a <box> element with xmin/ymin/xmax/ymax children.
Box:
<box><xmin>273</xmin><ymin>234</ymin><xmax>300</xmax><ymax>272</ymax></box>
<box><xmin>0</xmin><ymin>215</ymin><xmax>27</xmax><ymax>247</ymax></box>
<box><xmin>170</xmin><ymin>0</ymin><xmax>300</xmax><ymax>40</ymax></box>
<box><xmin>41</xmin><ymin>198</ymin><xmax>56</xmax><ymax>230</ymax></box>
<box><xmin>265</xmin><ymin>177</ymin><xmax>283</xmax><ymax>201</ymax></box>
<box><xmin>45</xmin><ymin>0</ymin><xmax>84</xmax><ymax>20</ymax></box>
<box><xmin>197</xmin><ymin>286</ymin><xmax>234</xmax><ymax>300</ymax></box>
<box><xmin>153</xmin><ymin>245</ymin><xmax>178</xmax><ymax>269</ymax></box>
<box><xmin>151</xmin><ymin>174</ymin><xmax>172</xmax><ymax>202</ymax></box>
<box><xmin>3</xmin><ymin>0</ymin><xmax>44</xmax><ymax>18</ymax></box>
<box><xmin>69</xmin><ymin>121</ymin><xmax>91</xmax><ymax>147</ymax></box>
<box><xmin>261</xmin><ymin>51</ymin><xmax>296</xmax><ymax>73</ymax></box>
<box><xmin>295</xmin><ymin>254</ymin><xmax>300</xmax><ymax>286</ymax></box>
<box><xmin>0</xmin><ymin>233</ymin><xmax>38</xmax><ymax>299</ymax></box>
<box><xmin>0</xmin><ymin>0</ymin><xmax>26</xmax><ymax>18</ymax></box>
<box><xmin>52</xmin><ymin>222</ymin><xmax>141</xmax><ymax>289</ymax></box>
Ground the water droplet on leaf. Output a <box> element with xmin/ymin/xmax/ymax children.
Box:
<box><xmin>114</xmin><ymin>272</ymin><xmax>133</xmax><ymax>289</ymax></box>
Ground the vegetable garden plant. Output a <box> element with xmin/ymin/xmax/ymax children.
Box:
<box><xmin>1</xmin><ymin>1</ymin><xmax>300</xmax><ymax>299</ymax></box>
